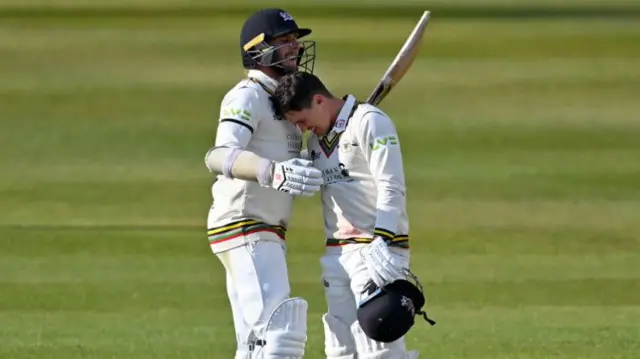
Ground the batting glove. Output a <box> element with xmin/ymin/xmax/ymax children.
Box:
<box><xmin>261</xmin><ymin>158</ymin><xmax>323</xmax><ymax>197</ymax></box>
<box><xmin>361</xmin><ymin>237</ymin><xmax>407</xmax><ymax>288</ymax></box>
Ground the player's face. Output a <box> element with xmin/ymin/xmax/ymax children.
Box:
<box><xmin>271</xmin><ymin>33</ymin><xmax>301</xmax><ymax>70</ymax></box>
<box><xmin>285</xmin><ymin>95</ymin><xmax>333</xmax><ymax>136</ymax></box>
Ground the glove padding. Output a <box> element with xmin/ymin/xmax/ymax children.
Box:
<box><xmin>269</xmin><ymin>158</ymin><xmax>323</xmax><ymax>197</ymax></box>
<box><xmin>360</xmin><ymin>237</ymin><xmax>407</xmax><ymax>288</ymax></box>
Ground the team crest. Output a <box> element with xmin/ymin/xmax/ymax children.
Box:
<box><xmin>280</xmin><ymin>12</ymin><xmax>294</xmax><ymax>21</ymax></box>
<box><xmin>400</xmin><ymin>295</ymin><xmax>416</xmax><ymax>316</ymax></box>
<box><xmin>340</xmin><ymin>141</ymin><xmax>358</xmax><ymax>152</ymax></box>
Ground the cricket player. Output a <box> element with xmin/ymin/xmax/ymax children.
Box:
<box><xmin>272</xmin><ymin>72</ymin><xmax>421</xmax><ymax>359</ymax></box>
<box><xmin>203</xmin><ymin>9</ymin><xmax>323</xmax><ymax>359</ymax></box>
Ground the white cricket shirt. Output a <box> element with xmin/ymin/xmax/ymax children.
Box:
<box><xmin>307</xmin><ymin>95</ymin><xmax>410</xmax><ymax>250</ymax></box>
<box><xmin>206</xmin><ymin>70</ymin><xmax>303</xmax><ymax>253</ymax></box>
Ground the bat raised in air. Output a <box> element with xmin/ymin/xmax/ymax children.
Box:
<box><xmin>366</xmin><ymin>11</ymin><xmax>431</xmax><ymax>106</ymax></box>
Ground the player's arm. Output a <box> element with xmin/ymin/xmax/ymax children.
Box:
<box><xmin>204</xmin><ymin>87</ymin><xmax>267</xmax><ymax>182</ymax></box>
<box><xmin>357</xmin><ymin>110</ymin><xmax>409</xmax><ymax>288</ymax></box>
<box><xmin>356</xmin><ymin>110</ymin><xmax>407</xmax><ymax>242</ymax></box>
<box><xmin>204</xmin><ymin>88</ymin><xmax>322</xmax><ymax>196</ymax></box>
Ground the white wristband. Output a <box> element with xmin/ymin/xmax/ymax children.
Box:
<box><xmin>257</xmin><ymin>159</ymin><xmax>274</xmax><ymax>187</ymax></box>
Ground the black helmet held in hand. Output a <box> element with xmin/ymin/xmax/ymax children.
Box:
<box><xmin>240</xmin><ymin>8</ymin><xmax>316</xmax><ymax>74</ymax></box>
<box><xmin>357</xmin><ymin>270</ymin><xmax>436</xmax><ymax>343</ymax></box>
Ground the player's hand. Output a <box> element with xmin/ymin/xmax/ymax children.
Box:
<box><xmin>361</xmin><ymin>237</ymin><xmax>407</xmax><ymax>288</ymax></box>
<box><xmin>269</xmin><ymin>158</ymin><xmax>323</xmax><ymax>197</ymax></box>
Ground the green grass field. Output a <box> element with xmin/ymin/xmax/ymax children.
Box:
<box><xmin>1</xmin><ymin>0</ymin><xmax>639</xmax><ymax>358</ymax></box>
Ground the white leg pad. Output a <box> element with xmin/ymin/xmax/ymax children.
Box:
<box><xmin>252</xmin><ymin>297</ymin><xmax>308</xmax><ymax>359</ymax></box>
<box><xmin>351</xmin><ymin>322</ymin><xmax>415</xmax><ymax>359</ymax></box>
<box><xmin>322</xmin><ymin>313</ymin><xmax>357</xmax><ymax>359</ymax></box>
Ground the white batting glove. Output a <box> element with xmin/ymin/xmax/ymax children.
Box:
<box><xmin>361</xmin><ymin>237</ymin><xmax>407</xmax><ymax>288</ymax></box>
<box><xmin>263</xmin><ymin>158</ymin><xmax>323</xmax><ymax>197</ymax></box>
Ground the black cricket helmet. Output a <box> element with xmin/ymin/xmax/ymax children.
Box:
<box><xmin>240</xmin><ymin>8</ymin><xmax>316</xmax><ymax>74</ymax></box>
<box><xmin>357</xmin><ymin>270</ymin><xmax>436</xmax><ymax>343</ymax></box>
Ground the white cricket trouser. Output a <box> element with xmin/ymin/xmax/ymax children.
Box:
<box><xmin>321</xmin><ymin>245</ymin><xmax>411</xmax><ymax>359</ymax></box>
<box><xmin>216</xmin><ymin>237</ymin><xmax>290</xmax><ymax>359</ymax></box>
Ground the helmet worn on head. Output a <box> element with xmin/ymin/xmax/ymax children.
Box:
<box><xmin>240</xmin><ymin>8</ymin><xmax>316</xmax><ymax>74</ymax></box>
<box><xmin>357</xmin><ymin>270</ymin><xmax>436</xmax><ymax>343</ymax></box>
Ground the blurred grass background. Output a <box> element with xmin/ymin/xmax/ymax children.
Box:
<box><xmin>1</xmin><ymin>0</ymin><xmax>639</xmax><ymax>358</ymax></box>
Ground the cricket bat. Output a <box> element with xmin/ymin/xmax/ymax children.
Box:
<box><xmin>365</xmin><ymin>11</ymin><xmax>431</xmax><ymax>106</ymax></box>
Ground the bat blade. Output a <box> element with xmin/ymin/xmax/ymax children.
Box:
<box><xmin>366</xmin><ymin>11</ymin><xmax>431</xmax><ymax>106</ymax></box>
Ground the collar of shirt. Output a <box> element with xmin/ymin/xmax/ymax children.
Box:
<box><xmin>247</xmin><ymin>70</ymin><xmax>278</xmax><ymax>95</ymax></box>
<box><xmin>325</xmin><ymin>94</ymin><xmax>357</xmax><ymax>137</ymax></box>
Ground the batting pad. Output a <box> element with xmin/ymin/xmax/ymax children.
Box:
<box><xmin>322</xmin><ymin>313</ymin><xmax>357</xmax><ymax>359</ymax></box>
<box><xmin>351</xmin><ymin>321</ymin><xmax>413</xmax><ymax>359</ymax></box>
<box><xmin>258</xmin><ymin>297</ymin><xmax>308</xmax><ymax>359</ymax></box>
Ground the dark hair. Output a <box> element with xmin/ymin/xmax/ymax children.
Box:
<box><xmin>272</xmin><ymin>72</ymin><xmax>333</xmax><ymax>119</ymax></box>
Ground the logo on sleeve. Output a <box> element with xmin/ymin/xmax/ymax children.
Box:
<box><xmin>369</xmin><ymin>135</ymin><xmax>398</xmax><ymax>151</ymax></box>
<box><xmin>222</xmin><ymin>108</ymin><xmax>251</xmax><ymax>122</ymax></box>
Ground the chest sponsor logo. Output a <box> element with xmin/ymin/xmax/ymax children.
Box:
<box><xmin>322</xmin><ymin>162</ymin><xmax>353</xmax><ymax>184</ymax></box>
<box><xmin>287</xmin><ymin>132</ymin><xmax>302</xmax><ymax>153</ymax></box>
